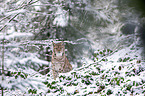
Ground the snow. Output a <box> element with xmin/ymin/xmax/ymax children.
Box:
<box><xmin>33</xmin><ymin>1</ymin><xmax>42</xmax><ymax>11</ymax></box>
<box><xmin>38</xmin><ymin>45</ymin><xmax>145</xmax><ymax>96</ymax></box>
<box><xmin>5</xmin><ymin>9</ymin><xmax>26</xmax><ymax>16</ymax></box>
<box><xmin>1</xmin><ymin>41</ymin><xmax>144</xmax><ymax>95</ymax></box>
<box><xmin>19</xmin><ymin>55</ymin><xmax>48</xmax><ymax>66</ymax></box>
<box><xmin>0</xmin><ymin>0</ymin><xmax>145</xmax><ymax>96</ymax></box>
<box><xmin>0</xmin><ymin>32</ymin><xmax>33</xmax><ymax>40</ymax></box>
<box><xmin>53</xmin><ymin>7</ymin><xmax>69</xmax><ymax>27</ymax></box>
<box><xmin>9</xmin><ymin>32</ymin><xmax>33</xmax><ymax>39</ymax></box>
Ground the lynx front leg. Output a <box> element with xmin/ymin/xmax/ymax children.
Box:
<box><xmin>52</xmin><ymin>69</ymin><xmax>58</xmax><ymax>80</ymax></box>
<box><xmin>64</xmin><ymin>64</ymin><xmax>72</xmax><ymax>72</ymax></box>
<box><xmin>63</xmin><ymin>58</ymin><xmax>72</xmax><ymax>72</ymax></box>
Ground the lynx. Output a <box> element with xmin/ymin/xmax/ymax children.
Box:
<box><xmin>51</xmin><ymin>41</ymin><xmax>72</xmax><ymax>80</ymax></box>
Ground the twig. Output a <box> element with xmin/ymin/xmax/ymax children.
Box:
<box><xmin>7</xmin><ymin>0</ymin><xmax>39</xmax><ymax>12</ymax></box>
<box><xmin>0</xmin><ymin>14</ymin><xmax>11</xmax><ymax>22</ymax></box>
<box><xmin>1</xmin><ymin>27</ymin><xmax>5</xmax><ymax>96</ymax></box>
<box><xmin>0</xmin><ymin>13</ymin><xmax>19</xmax><ymax>32</ymax></box>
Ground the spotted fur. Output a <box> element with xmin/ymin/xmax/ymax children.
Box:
<box><xmin>51</xmin><ymin>41</ymin><xmax>72</xmax><ymax>80</ymax></box>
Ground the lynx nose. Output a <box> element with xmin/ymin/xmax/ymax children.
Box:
<box><xmin>57</xmin><ymin>48</ymin><xmax>62</xmax><ymax>52</ymax></box>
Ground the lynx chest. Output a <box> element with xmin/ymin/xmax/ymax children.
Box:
<box><xmin>52</xmin><ymin>57</ymin><xmax>65</xmax><ymax>72</ymax></box>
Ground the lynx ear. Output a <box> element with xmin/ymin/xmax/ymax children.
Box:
<box><xmin>61</xmin><ymin>41</ymin><xmax>64</xmax><ymax>45</ymax></box>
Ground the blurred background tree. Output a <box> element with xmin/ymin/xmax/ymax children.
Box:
<box><xmin>0</xmin><ymin>0</ymin><xmax>145</xmax><ymax>95</ymax></box>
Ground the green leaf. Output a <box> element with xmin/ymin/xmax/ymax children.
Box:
<box><xmin>118</xmin><ymin>58</ymin><xmax>122</xmax><ymax>62</ymax></box>
<box><xmin>18</xmin><ymin>72</ymin><xmax>21</xmax><ymax>75</ymax></box>
<box><xmin>133</xmin><ymin>81</ymin><xmax>135</xmax><ymax>86</ymax></box>
<box><xmin>119</xmin><ymin>66</ymin><xmax>122</xmax><ymax>70</ymax></box>
<box><xmin>107</xmin><ymin>89</ymin><xmax>112</xmax><ymax>95</ymax></box>
<box><xmin>20</xmin><ymin>74</ymin><xmax>25</xmax><ymax>78</ymax></box>
<box><xmin>99</xmin><ymin>51</ymin><xmax>103</xmax><ymax>54</ymax></box>
<box><xmin>51</xmin><ymin>81</ymin><xmax>57</xmax><ymax>85</ymax></box>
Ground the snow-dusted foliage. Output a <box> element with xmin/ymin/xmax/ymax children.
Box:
<box><xmin>0</xmin><ymin>39</ymin><xmax>52</xmax><ymax>95</ymax></box>
<box><xmin>0</xmin><ymin>0</ymin><xmax>56</xmax><ymax>95</ymax></box>
<box><xmin>0</xmin><ymin>0</ymin><xmax>145</xmax><ymax>96</ymax></box>
<box><xmin>43</xmin><ymin>46</ymin><xmax>145</xmax><ymax>96</ymax></box>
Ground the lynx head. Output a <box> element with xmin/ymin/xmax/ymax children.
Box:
<box><xmin>53</xmin><ymin>41</ymin><xmax>65</xmax><ymax>57</ymax></box>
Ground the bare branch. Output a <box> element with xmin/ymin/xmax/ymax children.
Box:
<box><xmin>0</xmin><ymin>15</ymin><xmax>11</xmax><ymax>22</ymax></box>
<box><xmin>0</xmin><ymin>13</ymin><xmax>19</xmax><ymax>32</ymax></box>
<box><xmin>7</xmin><ymin>0</ymin><xmax>39</xmax><ymax>12</ymax></box>
<box><xmin>1</xmin><ymin>26</ymin><xmax>5</xmax><ymax>96</ymax></box>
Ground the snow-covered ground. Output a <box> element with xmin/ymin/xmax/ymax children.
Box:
<box><xmin>0</xmin><ymin>0</ymin><xmax>145</xmax><ymax>96</ymax></box>
<box><xmin>41</xmin><ymin>45</ymin><xmax>144</xmax><ymax>96</ymax></box>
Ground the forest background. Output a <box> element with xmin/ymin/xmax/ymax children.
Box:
<box><xmin>0</xmin><ymin>0</ymin><xmax>145</xmax><ymax>95</ymax></box>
